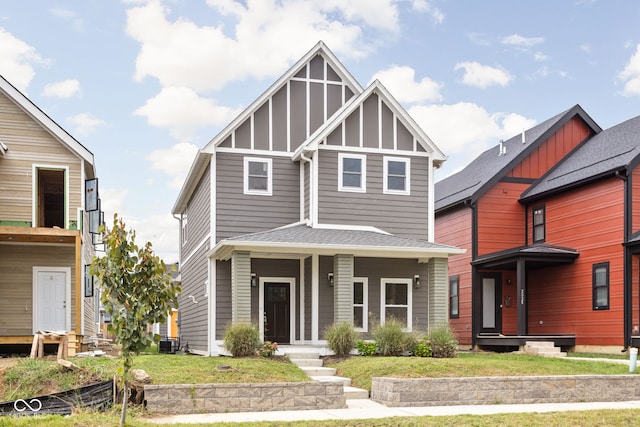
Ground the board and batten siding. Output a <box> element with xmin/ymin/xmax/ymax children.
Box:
<box><xmin>215</xmin><ymin>153</ymin><xmax>299</xmax><ymax>242</ymax></box>
<box><xmin>178</xmin><ymin>242</ymin><xmax>210</xmax><ymax>353</ymax></box>
<box><xmin>317</xmin><ymin>150</ymin><xmax>429</xmax><ymax>239</ymax></box>
<box><xmin>182</xmin><ymin>164</ymin><xmax>211</xmax><ymax>258</ymax></box>
<box><xmin>0</xmin><ymin>245</ymin><xmax>75</xmax><ymax>335</ymax></box>
<box><xmin>0</xmin><ymin>93</ymin><xmax>83</xmax><ymax>226</ymax></box>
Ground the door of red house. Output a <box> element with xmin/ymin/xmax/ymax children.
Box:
<box><xmin>481</xmin><ymin>274</ymin><xmax>502</xmax><ymax>334</ymax></box>
<box><xmin>264</xmin><ymin>283</ymin><xmax>290</xmax><ymax>344</ymax></box>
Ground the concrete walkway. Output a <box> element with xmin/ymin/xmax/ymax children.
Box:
<box><xmin>146</xmin><ymin>398</ymin><xmax>640</xmax><ymax>424</ymax></box>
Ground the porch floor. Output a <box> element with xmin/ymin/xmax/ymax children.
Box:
<box><xmin>476</xmin><ymin>334</ymin><xmax>576</xmax><ymax>351</ymax></box>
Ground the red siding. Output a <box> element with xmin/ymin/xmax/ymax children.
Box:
<box><xmin>435</xmin><ymin>206</ymin><xmax>473</xmax><ymax>345</ymax></box>
<box><xmin>476</xmin><ymin>182</ymin><xmax>529</xmax><ymax>256</ymax></box>
<box><xmin>632</xmin><ymin>166</ymin><xmax>640</xmax><ymax>234</ymax></box>
<box><xmin>527</xmin><ymin>177</ymin><xmax>625</xmax><ymax>346</ymax></box>
<box><xmin>509</xmin><ymin>117</ymin><xmax>592</xmax><ymax>179</ymax></box>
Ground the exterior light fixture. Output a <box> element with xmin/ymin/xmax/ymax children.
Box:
<box><xmin>328</xmin><ymin>273</ymin><xmax>334</xmax><ymax>286</ymax></box>
<box><xmin>251</xmin><ymin>273</ymin><xmax>257</xmax><ymax>287</ymax></box>
<box><xmin>414</xmin><ymin>274</ymin><xmax>421</xmax><ymax>288</ymax></box>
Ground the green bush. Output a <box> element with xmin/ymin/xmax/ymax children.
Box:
<box><xmin>372</xmin><ymin>317</ymin><xmax>411</xmax><ymax>356</ymax></box>
<box><xmin>356</xmin><ymin>340</ymin><xmax>378</xmax><ymax>356</ymax></box>
<box><xmin>324</xmin><ymin>322</ymin><xmax>359</xmax><ymax>356</ymax></box>
<box><xmin>223</xmin><ymin>323</ymin><xmax>261</xmax><ymax>357</ymax></box>
<box><xmin>428</xmin><ymin>323</ymin><xmax>458</xmax><ymax>358</ymax></box>
<box><xmin>412</xmin><ymin>340</ymin><xmax>432</xmax><ymax>357</ymax></box>
<box><xmin>258</xmin><ymin>341</ymin><xmax>278</xmax><ymax>357</ymax></box>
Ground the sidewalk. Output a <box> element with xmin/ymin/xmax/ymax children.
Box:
<box><xmin>146</xmin><ymin>398</ymin><xmax>640</xmax><ymax>424</ymax></box>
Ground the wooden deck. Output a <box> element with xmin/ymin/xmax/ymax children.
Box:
<box><xmin>476</xmin><ymin>334</ymin><xmax>576</xmax><ymax>350</ymax></box>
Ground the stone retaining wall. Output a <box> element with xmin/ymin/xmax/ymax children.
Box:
<box><xmin>372</xmin><ymin>375</ymin><xmax>640</xmax><ymax>407</ymax></box>
<box><xmin>145</xmin><ymin>382</ymin><xmax>345</xmax><ymax>414</ymax></box>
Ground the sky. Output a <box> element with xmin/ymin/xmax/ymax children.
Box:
<box><xmin>1</xmin><ymin>0</ymin><xmax>639</xmax><ymax>262</ymax></box>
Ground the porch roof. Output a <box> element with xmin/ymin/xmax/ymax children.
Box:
<box><xmin>471</xmin><ymin>244</ymin><xmax>579</xmax><ymax>270</ymax></box>
<box><xmin>211</xmin><ymin>223</ymin><xmax>465</xmax><ymax>261</ymax></box>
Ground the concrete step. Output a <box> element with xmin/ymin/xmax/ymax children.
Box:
<box><xmin>291</xmin><ymin>358</ymin><xmax>324</xmax><ymax>367</ymax></box>
<box><xmin>285</xmin><ymin>351</ymin><xmax>321</xmax><ymax>360</ymax></box>
<box><xmin>310</xmin><ymin>375</ymin><xmax>352</xmax><ymax>386</ymax></box>
<box><xmin>344</xmin><ymin>386</ymin><xmax>369</xmax><ymax>400</ymax></box>
<box><xmin>524</xmin><ymin>341</ymin><xmax>566</xmax><ymax>358</ymax></box>
<box><xmin>301</xmin><ymin>366</ymin><xmax>337</xmax><ymax>376</ymax></box>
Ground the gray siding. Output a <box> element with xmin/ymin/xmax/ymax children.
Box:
<box><xmin>304</xmin><ymin>257</ymin><xmax>312</xmax><ymax>339</ymax></box>
<box><xmin>354</xmin><ymin>257</ymin><xmax>429</xmax><ymax>336</ymax></box>
<box><xmin>317</xmin><ymin>150</ymin><xmax>430</xmax><ymax>239</ymax></box>
<box><xmin>318</xmin><ymin>256</ymin><xmax>334</xmax><ymax>336</ymax></box>
<box><xmin>304</xmin><ymin>162</ymin><xmax>310</xmax><ymax>221</ymax></box>
<box><xmin>182</xmin><ymin>164</ymin><xmax>211</xmax><ymax>257</ymax></box>
<box><xmin>216</xmin><ymin>153</ymin><xmax>299</xmax><ymax>241</ymax></box>
<box><xmin>362</xmin><ymin>95</ymin><xmax>378</xmax><ymax>149</ymax></box>
<box><xmin>272</xmin><ymin>86</ymin><xmax>288</xmax><ymax>152</ymax></box>
<box><xmin>428</xmin><ymin>257</ymin><xmax>449</xmax><ymax>330</ymax></box>
<box><xmin>216</xmin><ymin>260</ymin><xmax>232</xmax><ymax>340</ymax></box>
<box><xmin>179</xmin><ymin>242</ymin><xmax>210</xmax><ymax>353</ymax></box>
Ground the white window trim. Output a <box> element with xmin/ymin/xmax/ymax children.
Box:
<box><xmin>383</xmin><ymin>156</ymin><xmax>410</xmax><ymax>195</ymax></box>
<box><xmin>353</xmin><ymin>277</ymin><xmax>368</xmax><ymax>332</ymax></box>
<box><xmin>380</xmin><ymin>278</ymin><xmax>412</xmax><ymax>331</ymax></box>
<box><xmin>244</xmin><ymin>157</ymin><xmax>272</xmax><ymax>196</ymax></box>
<box><xmin>338</xmin><ymin>153</ymin><xmax>366</xmax><ymax>193</ymax></box>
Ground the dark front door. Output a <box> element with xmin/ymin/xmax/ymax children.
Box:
<box><xmin>481</xmin><ymin>274</ymin><xmax>502</xmax><ymax>334</ymax></box>
<box><xmin>264</xmin><ymin>283</ymin><xmax>290</xmax><ymax>344</ymax></box>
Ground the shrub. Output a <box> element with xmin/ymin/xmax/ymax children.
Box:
<box><xmin>372</xmin><ymin>317</ymin><xmax>410</xmax><ymax>356</ymax></box>
<box><xmin>324</xmin><ymin>322</ymin><xmax>359</xmax><ymax>356</ymax></box>
<box><xmin>257</xmin><ymin>341</ymin><xmax>278</xmax><ymax>357</ymax></box>
<box><xmin>356</xmin><ymin>340</ymin><xmax>378</xmax><ymax>356</ymax></box>
<box><xmin>428</xmin><ymin>323</ymin><xmax>458</xmax><ymax>358</ymax></box>
<box><xmin>412</xmin><ymin>340</ymin><xmax>432</xmax><ymax>357</ymax></box>
<box><xmin>223</xmin><ymin>323</ymin><xmax>260</xmax><ymax>357</ymax></box>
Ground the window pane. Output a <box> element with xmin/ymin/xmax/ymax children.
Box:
<box><xmin>385</xmin><ymin>283</ymin><xmax>407</xmax><ymax>305</ymax></box>
<box><xmin>343</xmin><ymin>172</ymin><xmax>361</xmax><ymax>188</ymax></box>
<box><xmin>534</xmin><ymin>225</ymin><xmax>544</xmax><ymax>241</ymax></box>
<box><xmin>385</xmin><ymin>307</ymin><xmax>408</xmax><ymax>326</ymax></box>
<box><xmin>248</xmin><ymin>161</ymin><xmax>268</xmax><ymax>176</ymax></box>
<box><xmin>343</xmin><ymin>158</ymin><xmax>361</xmax><ymax>173</ymax></box>
<box><xmin>353</xmin><ymin>306</ymin><xmax>363</xmax><ymax>328</ymax></box>
<box><xmin>388</xmin><ymin>161</ymin><xmax>405</xmax><ymax>176</ymax></box>
<box><xmin>387</xmin><ymin>176</ymin><xmax>405</xmax><ymax>191</ymax></box>
<box><xmin>595</xmin><ymin>267</ymin><xmax>607</xmax><ymax>286</ymax></box>
<box><xmin>533</xmin><ymin>209</ymin><xmax>544</xmax><ymax>225</ymax></box>
<box><xmin>596</xmin><ymin>287</ymin><xmax>608</xmax><ymax>307</ymax></box>
<box><xmin>451</xmin><ymin>295</ymin><xmax>459</xmax><ymax>316</ymax></box>
<box><xmin>249</xmin><ymin>176</ymin><xmax>268</xmax><ymax>190</ymax></box>
<box><xmin>354</xmin><ymin>282</ymin><xmax>363</xmax><ymax>305</ymax></box>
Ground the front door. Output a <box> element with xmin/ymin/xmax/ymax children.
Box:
<box><xmin>264</xmin><ymin>283</ymin><xmax>290</xmax><ymax>344</ymax></box>
<box><xmin>481</xmin><ymin>274</ymin><xmax>502</xmax><ymax>334</ymax></box>
<box><xmin>34</xmin><ymin>268</ymin><xmax>69</xmax><ymax>332</ymax></box>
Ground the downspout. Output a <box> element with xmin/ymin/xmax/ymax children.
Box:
<box><xmin>466</xmin><ymin>198</ymin><xmax>479</xmax><ymax>350</ymax></box>
<box><xmin>616</xmin><ymin>169</ymin><xmax>631</xmax><ymax>351</ymax></box>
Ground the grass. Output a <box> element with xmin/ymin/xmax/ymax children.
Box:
<box><xmin>325</xmin><ymin>352</ymin><xmax>632</xmax><ymax>391</ymax></box>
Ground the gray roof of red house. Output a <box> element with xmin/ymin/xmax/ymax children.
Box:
<box><xmin>522</xmin><ymin>113</ymin><xmax>640</xmax><ymax>201</ymax></box>
<box><xmin>435</xmin><ymin>105</ymin><xmax>601</xmax><ymax>212</ymax></box>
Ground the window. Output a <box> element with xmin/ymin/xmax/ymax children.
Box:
<box><xmin>381</xmin><ymin>278</ymin><xmax>412</xmax><ymax>330</ymax></box>
<box><xmin>383</xmin><ymin>157</ymin><xmax>410</xmax><ymax>194</ymax></box>
<box><xmin>353</xmin><ymin>278</ymin><xmax>368</xmax><ymax>332</ymax></box>
<box><xmin>244</xmin><ymin>157</ymin><xmax>272</xmax><ymax>195</ymax></box>
<box><xmin>533</xmin><ymin>205</ymin><xmax>545</xmax><ymax>243</ymax></box>
<box><xmin>592</xmin><ymin>262</ymin><xmax>609</xmax><ymax>310</ymax></box>
<box><xmin>338</xmin><ymin>153</ymin><xmax>366</xmax><ymax>192</ymax></box>
<box><xmin>450</xmin><ymin>276</ymin><xmax>459</xmax><ymax>319</ymax></box>
<box><xmin>35</xmin><ymin>166</ymin><xmax>67</xmax><ymax>228</ymax></box>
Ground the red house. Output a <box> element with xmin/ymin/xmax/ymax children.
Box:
<box><xmin>435</xmin><ymin>105</ymin><xmax>640</xmax><ymax>353</ymax></box>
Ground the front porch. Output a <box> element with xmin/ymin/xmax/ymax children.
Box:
<box><xmin>476</xmin><ymin>333</ymin><xmax>576</xmax><ymax>351</ymax></box>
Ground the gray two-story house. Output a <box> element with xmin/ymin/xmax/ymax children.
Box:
<box><xmin>172</xmin><ymin>42</ymin><xmax>464</xmax><ymax>355</ymax></box>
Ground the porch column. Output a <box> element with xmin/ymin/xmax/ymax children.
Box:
<box><xmin>428</xmin><ymin>257</ymin><xmax>449</xmax><ymax>329</ymax></box>
<box><xmin>516</xmin><ymin>257</ymin><xmax>526</xmax><ymax>335</ymax></box>
<box><xmin>231</xmin><ymin>250</ymin><xmax>251</xmax><ymax>323</ymax></box>
<box><xmin>333</xmin><ymin>254</ymin><xmax>354</xmax><ymax>324</ymax></box>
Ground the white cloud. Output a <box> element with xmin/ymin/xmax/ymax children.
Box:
<box><xmin>467</xmin><ymin>32</ymin><xmax>491</xmax><ymax>47</ymax></box>
<box><xmin>42</xmin><ymin>79</ymin><xmax>81</xmax><ymax>98</ymax></box>
<box><xmin>619</xmin><ymin>43</ymin><xmax>640</xmax><ymax>97</ymax></box>
<box><xmin>410</xmin><ymin>0</ymin><xmax>444</xmax><ymax>24</ymax></box>
<box><xmin>147</xmin><ymin>142</ymin><xmax>199</xmax><ymax>189</ymax></box>
<box><xmin>454</xmin><ymin>62</ymin><xmax>513</xmax><ymax>88</ymax></box>
<box><xmin>502</xmin><ymin>34</ymin><xmax>545</xmax><ymax>47</ymax></box>
<box><xmin>580</xmin><ymin>44</ymin><xmax>592</xmax><ymax>54</ymax></box>
<box><xmin>0</xmin><ymin>27</ymin><xmax>46</xmax><ymax>92</ymax></box>
<box><xmin>134</xmin><ymin>86</ymin><xmax>241</xmax><ymax>140</ymax></box>
<box><xmin>533</xmin><ymin>51</ymin><xmax>549</xmax><ymax>62</ymax></box>
<box><xmin>125</xmin><ymin>0</ymin><xmax>399</xmax><ymax>92</ymax></box>
<box><xmin>100</xmin><ymin>188</ymin><xmax>129</xmax><ymax>223</ymax></box>
<box><xmin>127</xmin><ymin>213</ymin><xmax>179</xmax><ymax>263</ymax></box>
<box><xmin>66</xmin><ymin>112</ymin><xmax>106</xmax><ymax>137</ymax></box>
<box><xmin>370</xmin><ymin>65</ymin><xmax>442</xmax><ymax>103</ymax></box>
<box><xmin>408</xmin><ymin>102</ymin><xmax>536</xmax><ymax>178</ymax></box>
<box><xmin>49</xmin><ymin>7</ymin><xmax>85</xmax><ymax>32</ymax></box>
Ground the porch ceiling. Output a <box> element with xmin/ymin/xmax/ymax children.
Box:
<box><xmin>471</xmin><ymin>244</ymin><xmax>579</xmax><ymax>270</ymax></box>
<box><xmin>211</xmin><ymin>223</ymin><xmax>465</xmax><ymax>261</ymax></box>
<box><xmin>0</xmin><ymin>226</ymin><xmax>79</xmax><ymax>244</ymax></box>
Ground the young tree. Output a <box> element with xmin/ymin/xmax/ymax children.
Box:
<box><xmin>90</xmin><ymin>214</ymin><xmax>181</xmax><ymax>426</ymax></box>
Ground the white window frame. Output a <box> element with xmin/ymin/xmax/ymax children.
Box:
<box><xmin>181</xmin><ymin>213</ymin><xmax>188</xmax><ymax>245</ymax></box>
<box><xmin>380</xmin><ymin>278</ymin><xmax>412</xmax><ymax>330</ymax></box>
<box><xmin>244</xmin><ymin>157</ymin><xmax>272</xmax><ymax>196</ymax></box>
<box><xmin>338</xmin><ymin>153</ymin><xmax>366</xmax><ymax>193</ymax></box>
<box><xmin>353</xmin><ymin>277</ymin><xmax>368</xmax><ymax>332</ymax></box>
<box><xmin>383</xmin><ymin>156</ymin><xmax>410</xmax><ymax>195</ymax></box>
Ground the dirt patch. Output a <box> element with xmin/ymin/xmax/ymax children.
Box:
<box><xmin>0</xmin><ymin>357</ymin><xmax>18</xmax><ymax>371</ymax></box>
